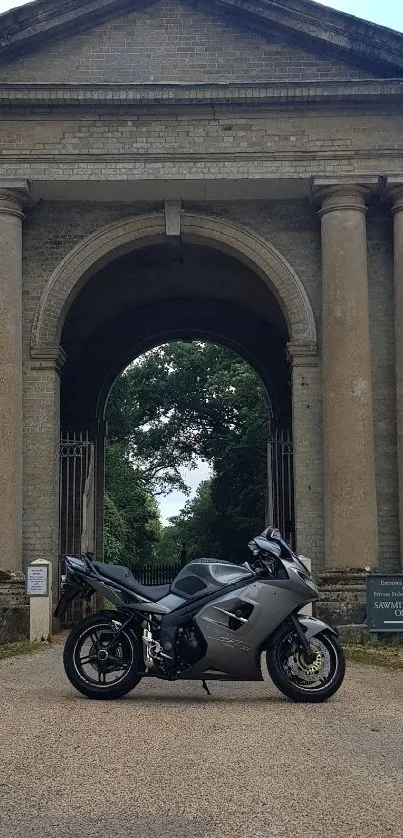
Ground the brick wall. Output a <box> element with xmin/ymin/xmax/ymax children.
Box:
<box><xmin>3</xmin><ymin>110</ymin><xmax>403</xmax><ymax>160</ymax></box>
<box><xmin>0</xmin><ymin>0</ymin><xmax>376</xmax><ymax>85</ymax></box>
<box><xmin>22</xmin><ymin>201</ymin><xmax>152</xmax><ymax>358</ymax></box>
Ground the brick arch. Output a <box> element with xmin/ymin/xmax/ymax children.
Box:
<box><xmin>30</xmin><ymin>212</ymin><xmax>317</xmax><ymax>355</ymax></box>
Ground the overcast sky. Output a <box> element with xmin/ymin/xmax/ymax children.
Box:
<box><xmin>1</xmin><ymin>0</ymin><xmax>402</xmax><ymax>523</ymax></box>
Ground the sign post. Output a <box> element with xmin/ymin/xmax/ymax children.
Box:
<box><xmin>366</xmin><ymin>574</ymin><xmax>403</xmax><ymax>633</ymax></box>
<box><xmin>26</xmin><ymin>559</ymin><xmax>52</xmax><ymax>642</ymax></box>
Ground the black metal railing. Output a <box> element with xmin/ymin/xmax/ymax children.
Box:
<box><xmin>132</xmin><ymin>562</ymin><xmax>183</xmax><ymax>586</ymax></box>
<box><xmin>267</xmin><ymin>428</ymin><xmax>295</xmax><ymax>551</ymax></box>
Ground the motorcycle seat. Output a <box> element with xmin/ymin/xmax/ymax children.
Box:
<box><xmin>92</xmin><ymin>561</ymin><xmax>170</xmax><ymax>602</ymax></box>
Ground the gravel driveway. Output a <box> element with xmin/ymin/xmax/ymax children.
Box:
<box><xmin>0</xmin><ymin>644</ymin><xmax>402</xmax><ymax>838</ymax></box>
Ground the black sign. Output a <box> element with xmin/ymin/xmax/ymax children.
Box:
<box><xmin>366</xmin><ymin>574</ymin><xmax>403</xmax><ymax>632</ymax></box>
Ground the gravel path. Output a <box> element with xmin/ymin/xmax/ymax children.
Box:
<box><xmin>0</xmin><ymin>644</ymin><xmax>402</xmax><ymax>838</ymax></box>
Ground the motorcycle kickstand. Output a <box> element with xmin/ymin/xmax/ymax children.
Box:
<box><xmin>202</xmin><ymin>680</ymin><xmax>212</xmax><ymax>696</ymax></box>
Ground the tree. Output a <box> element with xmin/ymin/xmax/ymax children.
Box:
<box><xmin>169</xmin><ymin>481</ymin><xmax>221</xmax><ymax>559</ymax></box>
<box><xmin>107</xmin><ymin>342</ymin><xmax>270</xmax><ymax>474</ymax></box>
<box><xmin>155</xmin><ymin>526</ymin><xmax>184</xmax><ymax>565</ymax></box>
<box><xmin>105</xmin><ymin>342</ymin><xmax>271</xmax><ymax>564</ymax></box>
<box><xmin>104</xmin><ymin>492</ymin><xmax>127</xmax><ymax>563</ymax></box>
<box><xmin>104</xmin><ymin>441</ymin><xmax>161</xmax><ymax>566</ymax></box>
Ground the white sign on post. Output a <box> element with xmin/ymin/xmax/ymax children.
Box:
<box><xmin>26</xmin><ymin>564</ymin><xmax>49</xmax><ymax>597</ymax></box>
<box><xmin>27</xmin><ymin>559</ymin><xmax>53</xmax><ymax>643</ymax></box>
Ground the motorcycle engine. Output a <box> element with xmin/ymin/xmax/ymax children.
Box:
<box><xmin>176</xmin><ymin>624</ymin><xmax>205</xmax><ymax>667</ymax></box>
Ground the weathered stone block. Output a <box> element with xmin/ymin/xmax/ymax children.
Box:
<box><xmin>0</xmin><ymin>571</ymin><xmax>29</xmax><ymax>643</ymax></box>
<box><xmin>0</xmin><ymin>606</ymin><xmax>30</xmax><ymax>644</ymax></box>
<box><xmin>316</xmin><ymin>568</ymin><xmax>368</xmax><ymax>626</ymax></box>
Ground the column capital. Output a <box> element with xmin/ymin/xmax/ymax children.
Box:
<box><xmin>385</xmin><ymin>177</ymin><xmax>403</xmax><ymax>214</ymax></box>
<box><xmin>312</xmin><ymin>178</ymin><xmax>379</xmax><ymax>217</ymax></box>
<box><xmin>0</xmin><ymin>180</ymin><xmax>31</xmax><ymax>219</ymax></box>
<box><xmin>313</xmin><ymin>185</ymin><xmax>372</xmax><ymax>217</ymax></box>
<box><xmin>286</xmin><ymin>341</ymin><xmax>318</xmax><ymax>367</ymax></box>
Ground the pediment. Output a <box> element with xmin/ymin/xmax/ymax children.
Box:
<box><xmin>0</xmin><ymin>0</ymin><xmax>402</xmax><ymax>84</ymax></box>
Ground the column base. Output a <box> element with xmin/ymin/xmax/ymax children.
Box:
<box><xmin>316</xmin><ymin>567</ymin><xmax>367</xmax><ymax>627</ymax></box>
<box><xmin>0</xmin><ymin>569</ymin><xmax>29</xmax><ymax>644</ymax></box>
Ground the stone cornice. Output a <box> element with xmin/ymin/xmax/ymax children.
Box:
<box><xmin>1</xmin><ymin>80</ymin><xmax>403</xmax><ymax>110</ymax></box>
<box><xmin>1</xmin><ymin>0</ymin><xmax>403</xmax><ymax>74</ymax></box>
<box><xmin>223</xmin><ymin>0</ymin><xmax>403</xmax><ymax>74</ymax></box>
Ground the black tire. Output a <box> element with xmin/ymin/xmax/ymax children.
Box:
<box><xmin>266</xmin><ymin>627</ymin><xmax>345</xmax><ymax>703</ymax></box>
<box><xmin>63</xmin><ymin>613</ymin><xmax>142</xmax><ymax>700</ymax></box>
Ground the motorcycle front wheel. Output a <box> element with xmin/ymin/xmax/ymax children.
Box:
<box><xmin>266</xmin><ymin>626</ymin><xmax>345</xmax><ymax>703</ymax></box>
<box><xmin>63</xmin><ymin>614</ymin><xmax>142</xmax><ymax>700</ymax></box>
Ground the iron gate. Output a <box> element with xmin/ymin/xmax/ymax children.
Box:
<box><xmin>59</xmin><ymin>431</ymin><xmax>96</xmax><ymax>625</ymax></box>
<box><xmin>267</xmin><ymin>429</ymin><xmax>295</xmax><ymax>549</ymax></box>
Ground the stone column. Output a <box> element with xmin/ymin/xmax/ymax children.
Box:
<box><xmin>287</xmin><ymin>341</ymin><xmax>324</xmax><ymax>575</ymax></box>
<box><xmin>316</xmin><ymin>184</ymin><xmax>378</xmax><ymax>581</ymax></box>
<box><xmin>389</xmin><ymin>182</ymin><xmax>403</xmax><ymax>570</ymax></box>
<box><xmin>23</xmin><ymin>353</ymin><xmax>62</xmax><ymax>605</ymax></box>
<box><xmin>0</xmin><ymin>182</ymin><xmax>29</xmax><ymax>574</ymax></box>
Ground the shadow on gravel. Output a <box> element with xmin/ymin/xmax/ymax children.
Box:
<box><xmin>61</xmin><ymin>691</ymin><xmax>286</xmax><ymax>706</ymax></box>
<box><xmin>125</xmin><ymin>692</ymin><xmax>285</xmax><ymax>705</ymax></box>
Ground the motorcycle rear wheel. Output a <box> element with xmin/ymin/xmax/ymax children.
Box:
<box><xmin>63</xmin><ymin>614</ymin><xmax>142</xmax><ymax>700</ymax></box>
<box><xmin>266</xmin><ymin>627</ymin><xmax>345</xmax><ymax>703</ymax></box>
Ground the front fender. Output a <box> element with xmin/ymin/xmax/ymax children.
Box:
<box><xmin>298</xmin><ymin>615</ymin><xmax>339</xmax><ymax>640</ymax></box>
<box><xmin>262</xmin><ymin>614</ymin><xmax>339</xmax><ymax>652</ymax></box>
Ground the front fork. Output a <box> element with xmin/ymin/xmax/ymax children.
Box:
<box><xmin>289</xmin><ymin>612</ymin><xmax>317</xmax><ymax>663</ymax></box>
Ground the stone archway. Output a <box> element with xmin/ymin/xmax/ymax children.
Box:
<box><xmin>26</xmin><ymin>212</ymin><xmax>322</xmax><ymax>586</ymax></box>
<box><xmin>31</xmin><ymin>212</ymin><xmax>317</xmax><ymax>357</ymax></box>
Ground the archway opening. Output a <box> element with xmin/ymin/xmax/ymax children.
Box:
<box><xmin>58</xmin><ymin>240</ymin><xmax>294</xmax><ymax>594</ymax></box>
<box><xmin>102</xmin><ymin>339</ymin><xmax>286</xmax><ymax>569</ymax></box>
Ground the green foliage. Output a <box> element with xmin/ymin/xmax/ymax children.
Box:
<box><xmin>155</xmin><ymin>526</ymin><xmax>185</xmax><ymax>565</ymax></box>
<box><xmin>104</xmin><ymin>441</ymin><xmax>161</xmax><ymax>566</ymax></box>
<box><xmin>103</xmin><ymin>492</ymin><xmax>127</xmax><ymax>564</ymax></box>
<box><xmin>105</xmin><ymin>342</ymin><xmax>270</xmax><ymax>565</ymax></box>
<box><xmin>169</xmin><ymin>481</ymin><xmax>221</xmax><ymax>560</ymax></box>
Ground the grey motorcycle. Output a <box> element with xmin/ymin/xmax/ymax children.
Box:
<box><xmin>56</xmin><ymin>527</ymin><xmax>345</xmax><ymax>703</ymax></box>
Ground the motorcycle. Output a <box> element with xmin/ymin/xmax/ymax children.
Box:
<box><xmin>56</xmin><ymin>526</ymin><xmax>345</xmax><ymax>703</ymax></box>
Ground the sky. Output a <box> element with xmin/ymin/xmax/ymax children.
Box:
<box><xmin>1</xmin><ymin>0</ymin><xmax>402</xmax><ymax>522</ymax></box>
<box><xmin>160</xmin><ymin>459</ymin><xmax>212</xmax><ymax>525</ymax></box>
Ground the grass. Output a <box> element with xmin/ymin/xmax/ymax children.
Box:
<box><xmin>0</xmin><ymin>639</ymin><xmax>52</xmax><ymax>661</ymax></box>
<box><xmin>345</xmin><ymin>643</ymin><xmax>403</xmax><ymax>671</ymax></box>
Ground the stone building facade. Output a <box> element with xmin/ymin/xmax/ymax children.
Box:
<box><xmin>1</xmin><ymin>0</ymin><xmax>403</xmax><ymax>639</ymax></box>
